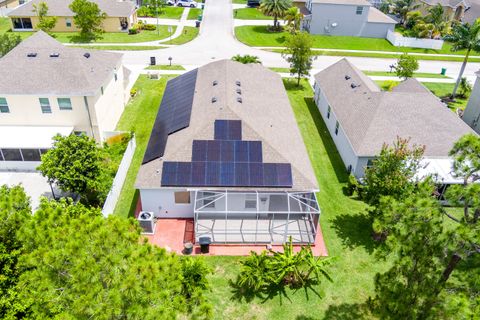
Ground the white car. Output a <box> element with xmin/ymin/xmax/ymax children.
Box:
<box><xmin>166</xmin><ymin>0</ymin><xmax>175</xmax><ymax>5</ymax></box>
<box><xmin>177</xmin><ymin>0</ymin><xmax>197</xmax><ymax>7</ymax></box>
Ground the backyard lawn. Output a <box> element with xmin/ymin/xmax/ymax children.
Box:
<box><xmin>75</xmin><ymin>45</ymin><xmax>165</xmax><ymax>50</ymax></box>
<box><xmin>163</xmin><ymin>26</ymin><xmax>199</xmax><ymax>44</ymax></box>
<box><xmin>364</xmin><ymin>70</ymin><xmax>450</xmax><ymax>79</ymax></box>
<box><xmin>146</xmin><ymin>64</ymin><xmax>186</xmax><ymax>70</ymax></box>
<box><xmin>234</xmin><ymin>8</ymin><xmax>272</xmax><ymax>19</ymax></box>
<box><xmin>187</xmin><ymin>8</ymin><xmax>203</xmax><ymax>20</ymax></box>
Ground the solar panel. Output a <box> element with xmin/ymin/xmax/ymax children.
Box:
<box><xmin>235</xmin><ymin>141</ymin><xmax>249</xmax><ymax>162</ymax></box>
<box><xmin>220</xmin><ymin>162</ymin><xmax>235</xmax><ymax>185</ymax></box>
<box><xmin>214</xmin><ymin>120</ymin><xmax>242</xmax><ymax>140</ymax></box>
<box><xmin>220</xmin><ymin>140</ymin><xmax>234</xmax><ymax>162</ymax></box>
<box><xmin>191</xmin><ymin>161</ymin><xmax>206</xmax><ymax>186</ymax></box>
<box><xmin>276</xmin><ymin>163</ymin><xmax>293</xmax><ymax>186</ymax></box>
<box><xmin>249</xmin><ymin>163</ymin><xmax>264</xmax><ymax>186</ymax></box>
<box><xmin>235</xmin><ymin>162</ymin><xmax>250</xmax><ymax>186</ymax></box>
<box><xmin>214</xmin><ymin>120</ymin><xmax>227</xmax><ymax>140</ymax></box>
<box><xmin>161</xmin><ymin>162</ymin><xmax>177</xmax><ymax>186</ymax></box>
<box><xmin>248</xmin><ymin>141</ymin><xmax>262</xmax><ymax>162</ymax></box>
<box><xmin>263</xmin><ymin>163</ymin><xmax>278</xmax><ymax>186</ymax></box>
<box><xmin>206</xmin><ymin>162</ymin><xmax>220</xmax><ymax>185</ymax></box>
<box><xmin>207</xmin><ymin>140</ymin><xmax>221</xmax><ymax>161</ymax></box>
<box><xmin>192</xmin><ymin>140</ymin><xmax>207</xmax><ymax>162</ymax></box>
<box><xmin>176</xmin><ymin>162</ymin><xmax>192</xmax><ymax>185</ymax></box>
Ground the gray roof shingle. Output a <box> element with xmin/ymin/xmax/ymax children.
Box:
<box><xmin>0</xmin><ymin>31</ymin><xmax>123</xmax><ymax>95</ymax></box>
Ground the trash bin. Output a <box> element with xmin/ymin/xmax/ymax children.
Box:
<box><xmin>150</xmin><ymin>56</ymin><xmax>156</xmax><ymax>66</ymax></box>
<box><xmin>198</xmin><ymin>237</ymin><xmax>211</xmax><ymax>254</ymax></box>
<box><xmin>195</xmin><ymin>20</ymin><xmax>201</xmax><ymax>28</ymax></box>
<box><xmin>183</xmin><ymin>242</ymin><xmax>193</xmax><ymax>255</ymax></box>
<box><xmin>198</xmin><ymin>14</ymin><xmax>203</xmax><ymax>21</ymax></box>
<box><xmin>441</xmin><ymin>68</ymin><xmax>447</xmax><ymax>75</ymax></box>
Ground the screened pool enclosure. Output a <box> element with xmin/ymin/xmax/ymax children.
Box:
<box><xmin>194</xmin><ymin>190</ymin><xmax>320</xmax><ymax>244</ymax></box>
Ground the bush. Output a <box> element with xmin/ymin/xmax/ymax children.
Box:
<box><xmin>130</xmin><ymin>87</ymin><xmax>138</xmax><ymax>97</ymax></box>
<box><xmin>128</xmin><ymin>28</ymin><xmax>139</xmax><ymax>35</ymax></box>
<box><xmin>142</xmin><ymin>23</ymin><xmax>157</xmax><ymax>31</ymax></box>
<box><xmin>180</xmin><ymin>257</ymin><xmax>213</xmax><ymax>316</ymax></box>
<box><xmin>137</xmin><ymin>6</ymin><xmax>153</xmax><ymax>17</ymax></box>
<box><xmin>346</xmin><ymin>173</ymin><xmax>360</xmax><ymax>196</ymax></box>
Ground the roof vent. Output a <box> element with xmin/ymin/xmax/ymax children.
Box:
<box><xmin>236</xmin><ymin>80</ymin><xmax>241</xmax><ymax>87</ymax></box>
<box><xmin>84</xmin><ymin>52</ymin><xmax>90</xmax><ymax>58</ymax></box>
<box><xmin>236</xmin><ymin>88</ymin><xmax>241</xmax><ymax>94</ymax></box>
<box><xmin>345</xmin><ymin>75</ymin><xmax>351</xmax><ymax>80</ymax></box>
<box><xmin>212</xmin><ymin>80</ymin><xmax>218</xmax><ymax>86</ymax></box>
<box><xmin>27</xmin><ymin>52</ymin><xmax>37</xmax><ymax>57</ymax></box>
<box><xmin>350</xmin><ymin>83</ymin><xmax>357</xmax><ymax>89</ymax></box>
<box><xmin>237</xmin><ymin>97</ymin><xmax>242</xmax><ymax>103</ymax></box>
<box><xmin>212</xmin><ymin>97</ymin><xmax>217</xmax><ymax>103</ymax></box>
<box><xmin>50</xmin><ymin>53</ymin><xmax>60</xmax><ymax>58</ymax></box>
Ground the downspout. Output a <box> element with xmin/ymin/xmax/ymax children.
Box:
<box><xmin>83</xmin><ymin>96</ymin><xmax>95</xmax><ymax>139</ymax></box>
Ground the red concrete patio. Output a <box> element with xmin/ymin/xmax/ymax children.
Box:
<box><xmin>143</xmin><ymin>218</ymin><xmax>328</xmax><ymax>256</ymax></box>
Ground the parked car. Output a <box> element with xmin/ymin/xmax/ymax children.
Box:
<box><xmin>166</xmin><ymin>0</ymin><xmax>175</xmax><ymax>5</ymax></box>
<box><xmin>177</xmin><ymin>0</ymin><xmax>197</xmax><ymax>7</ymax></box>
<box><xmin>247</xmin><ymin>0</ymin><xmax>260</xmax><ymax>7</ymax></box>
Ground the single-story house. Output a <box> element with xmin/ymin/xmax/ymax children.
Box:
<box><xmin>313</xmin><ymin>58</ymin><xmax>478</xmax><ymax>190</ymax></box>
<box><xmin>0</xmin><ymin>31</ymin><xmax>128</xmax><ymax>169</ymax></box>
<box><xmin>302</xmin><ymin>0</ymin><xmax>396</xmax><ymax>38</ymax></box>
<box><xmin>463</xmin><ymin>70</ymin><xmax>480</xmax><ymax>134</ymax></box>
<box><xmin>414</xmin><ymin>0</ymin><xmax>470</xmax><ymax>21</ymax></box>
<box><xmin>8</xmin><ymin>0</ymin><xmax>137</xmax><ymax>32</ymax></box>
<box><xmin>135</xmin><ymin>60</ymin><xmax>321</xmax><ymax>245</ymax></box>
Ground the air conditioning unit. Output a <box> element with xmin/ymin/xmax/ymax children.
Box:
<box><xmin>138</xmin><ymin>211</ymin><xmax>155</xmax><ymax>234</ymax></box>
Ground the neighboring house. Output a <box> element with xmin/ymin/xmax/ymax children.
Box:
<box><xmin>135</xmin><ymin>60</ymin><xmax>321</xmax><ymax>245</ymax></box>
<box><xmin>463</xmin><ymin>70</ymin><xmax>480</xmax><ymax>134</ymax></box>
<box><xmin>463</xmin><ymin>0</ymin><xmax>480</xmax><ymax>23</ymax></box>
<box><xmin>313</xmin><ymin>59</ymin><xmax>477</xmax><ymax>190</ymax></box>
<box><xmin>302</xmin><ymin>0</ymin><xmax>396</xmax><ymax>38</ymax></box>
<box><xmin>0</xmin><ymin>0</ymin><xmax>24</xmax><ymax>9</ymax></box>
<box><xmin>8</xmin><ymin>0</ymin><xmax>137</xmax><ymax>32</ymax></box>
<box><xmin>414</xmin><ymin>0</ymin><xmax>470</xmax><ymax>21</ymax></box>
<box><xmin>0</xmin><ymin>31</ymin><xmax>128</xmax><ymax>170</ymax></box>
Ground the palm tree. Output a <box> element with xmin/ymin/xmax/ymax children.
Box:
<box><xmin>283</xmin><ymin>6</ymin><xmax>303</xmax><ymax>34</ymax></box>
<box><xmin>231</xmin><ymin>54</ymin><xmax>262</xmax><ymax>64</ymax></box>
<box><xmin>415</xmin><ymin>4</ymin><xmax>450</xmax><ymax>39</ymax></box>
<box><xmin>393</xmin><ymin>0</ymin><xmax>419</xmax><ymax>26</ymax></box>
<box><xmin>259</xmin><ymin>0</ymin><xmax>292</xmax><ymax>31</ymax></box>
<box><xmin>444</xmin><ymin>20</ymin><xmax>480</xmax><ymax>98</ymax></box>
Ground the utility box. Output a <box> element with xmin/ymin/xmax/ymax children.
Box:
<box><xmin>150</xmin><ymin>56</ymin><xmax>156</xmax><ymax>66</ymax></box>
<box><xmin>138</xmin><ymin>211</ymin><xmax>156</xmax><ymax>234</ymax></box>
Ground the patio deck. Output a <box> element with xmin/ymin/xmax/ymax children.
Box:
<box><xmin>143</xmin><ymin>218</ymin><xmax>328</xmax><ymax>256</ymax></box>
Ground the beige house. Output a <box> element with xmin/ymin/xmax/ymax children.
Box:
<box><xmin>0</xmin><ymin>30</ymin><xmax>128</xmax><ymax>169</ymax></box>
<box><xmin>414</xmin><ymin>0</ymin><xmax>470</xmax><ymax>21</ymax></box>
<box><xmin>8</xmin><ymin>0</ymin><xmax>137</xmax><ymax>32</ymax></box>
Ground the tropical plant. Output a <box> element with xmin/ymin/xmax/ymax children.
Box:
<box><xmin>0</xmin><ymin>33</ymin><xmax>21</xmax><ymax>58</ymax></box>
<box><xmin>405</xmin><ymin>10</ymin><xmax>422</xmax><ymax>30</ymax></box>
<box><xmin>459</xmin><ymin>77</ymin><xmax>472</xmax><ymax>98</ymax></box>
<box><xmin>69</xmin><ymin>0</ymin><xmax>106</xmax><ymax>41</ymax></box>
<box><xmin>231</xmin><ymin>54</ymin><xmax>262</xmax><ymax>64</ymax></box>
<box><xmin>236</xmin><ymin>251</ymin><xmax>271</xmax><ymax>292</ymax></box>
<box><xmin>444</xmin><ymin>20</ymin><xmax>480</xmax><ymax>98</ymax></box>
<box><xmin>282</xmin><ymin>31</ymin><xmax>316</xmax><ymax>86</ymax></box>
<box><xmin>283</xmin><ymin>6</ymin><xmax>303</xmax><ymax>34</ymax></box>
<box><xmin>394</xmin><ymin>53</ymin><xmax>419</xmax><ymax>79</ymax></box>
<box><xmin>259</xmin><ymin>0</ymin><xmax>292</xmax><ymax>31</ymax></box>
<box><xmin>414</xmin><ymin>4</ymin><xmax>451</xmax><ymax>39</ymax></box>
<box><xmin>180</xmin><ymin>257</ymin><xmax>213</xmax><ymax>317</ymax></box>
<box><xmin>32</xmin><ymin>1</ymin><xmax>57</xmax><ymax>33</ymax></box>
<box><xmin>392</xmin><ymin>0</ymin><xmax>419</xmax><ymax>26</ymax></box>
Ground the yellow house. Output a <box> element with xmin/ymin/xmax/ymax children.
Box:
<box><xmin>8</xmin><ymin>0</ymin><xmax>137</xmax><ymax>32</ymax></box>
<box><xmin>0</xmin><ymin>0</ymin><xmax>22</xmax><ymax>9</ymax></box>
<box><xmin>414</xmin><ymin>0</ymin><xmax>470</xmax><ymax>21</ymax></box>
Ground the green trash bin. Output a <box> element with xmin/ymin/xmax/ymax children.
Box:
<box><xmin>441</xmin><ymin>68</ymin><xmax>447</xmax><ymax>75</ymax></box>
<box><xmin>198</xmin><ymin>14</ymin><xmax>203</xmax><ymax>21</ymax></box>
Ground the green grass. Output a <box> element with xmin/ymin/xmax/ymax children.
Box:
<box><xmin>187</xmin><ymin>8</ymin><xmax>203</xmax><ymax>20</ymax></box>
<box><xmin>267</xmin><ymin>48</ymin><xmax>480</xmax><ymax>62</ymax></box>
<box><xmin>234</xmin><ymin>8</ymin><xmax>272</xmax><ymax>20</ymax></box>
<box><xmin>74</xmin><ymin>45</ymin><xmax>165</xmax><ymax>50</ymax></box>
<box><xmin>0</xmin><ymin>17</ymin><xmax>11</xmax><ymax>34</ymax></box>
<box><xmin>269</xmin><ymin>67</ymin><xmax>290</xmax><ymax>73</ymax></box>
<box><xmin>204</xmin><ymin>79</ymin><xmax>388</xmax><ymax>319</ymax></box>
<box><xmin>236</xmin><ymin>25</ymin><xmax>472</xmax><ymax>56</ymax></box>
<box><xmin>363</xmin><ymin>71</ymin><xmax>450</xmax><ymax>79</ymax></box>
<box><xmin>232</xmin><ymin>0</ymin><xmax>247</xmax><ymax>3</ymax></box>
<box><xmin>113</xmin><ymin>75</ymin><xmax>175</xmax><ymax>217</ymax></box>
<box><xmin>158</xmin><ymin>7</ymin><xmax>185</xmax><ymax>19</ymax></box>
<box><xmin>162</xmin><ymin>26</ymin><xmax>199</xmax><ymax>45</ymax></box>
<box><xmin>146</xmin><ymin>64</ymin><xmax>185</xmax><ymax>70</ymax></box>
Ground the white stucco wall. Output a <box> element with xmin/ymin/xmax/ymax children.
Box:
<box><xmin>139</xmin><ymin>188</ymin><xmax>195</xmax><ymax>218</ymax></box>
<box><xmin>463</xmin><ymin>76</ymin><xmax>480</xmax><ymax>134</ymax></box>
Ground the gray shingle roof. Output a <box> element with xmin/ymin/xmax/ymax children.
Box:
<box><xmin>0</xmin><ymin>31</ymin><xmax>123</xmax><ymax>95</ymax></box>
<box><xmin>311</xmin><ymin>0</ymin><xmax>371</xmax><ymax>5</ymax></box>
<box><xmin>420</xmin><ymin>0</ymin><xmax>469</xmax><ymax>8</ymax></box>
<box><xmin>8</xmin><ymin>0</ymin><xmax>135</xmax><ymax>17</ymax></box>
<box><xmin>314</xmin><ymin>58</ymin><xmax>477</xmax><ymax>157</ymax></box>
<box><xmin>135</xmin><ymin>60</ymin><xmax>319</xmax><ymax>192</ymax></box>
<box><xmin>367</xmin><ymin>7</ymin><xmax>397</xmax><ymax>24</ymax></box>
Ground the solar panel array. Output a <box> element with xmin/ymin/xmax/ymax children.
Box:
<box><xmin>142</xmin><ymin>69</ymin><xmax>198</xmax><ymax>164</ymax></box>
<box><xmin>160</xmin><ymin>119</ymin><xmax>293</xmax><ymax>188</ymax></box>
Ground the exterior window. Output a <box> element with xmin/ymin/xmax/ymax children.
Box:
<box><xmin>39</xmin><ymin>149</ymin><xmax>49</xmax><ymax>155</ymax></box>
<box><xmin>66</xmin><ymin>18</ymin><xmax>72</xmax><ymax>27</ymax></box>
<box><xmin>12</xmin><ymin>17</ymin><xmax>32</xmax><ymax>29</ymax></box>
<box><xmin>57</xmin><ymin>98</ymin><xmax>72</xmax><ymax>110</ymax></box>
<box><xmin>1</xmin><ymin>149</ymin><xmax>22</xmax><ymax>161</ymax></box>
<box><xmin>327</xmin><ymin>105</ymin><xmax>331</xmax><ymax>119</ymax></box>
<box><xmin>335</xmin><ymin>121</ymin><xmax>339</xmax><ymax>135</ymax></box>
<box><xmin>39</xmin><ymin>98</ymin><xmax>51</xmax><ymax>113</ymax></box>
<box><xmin>174</xmin><ymin>191</ymin><xmax>190</xmax><ymax>204</ymax></box>
<box><xmin>356</xmin><ymin>6</ymin><xmax>363</xmax><ymax>15</ymax></box>
<box><xmin>367</xmin><ymin>159</ymin><xmax>374</xmax><ymax>167</ymax></box>
<box><xmin>245</xmin><ymin>194</ymin><xmax>257</xmax><ymax>209</ymax></box>
<box><xmin>21</xmin><ymin>149</ymin><xmax>41</xmax><ymax>161</ymax></box>
<box><xmin>0</xmin><ymin>98</ymin><xmax>9</xmax><ymax>113</ymax></box>
<box><xmin>202</xmin><ymin>192</ymin><xmax>216</xmax><ymax>208</ymax></box>
<box><xmin>114</xmin><ymin>73</ymin><xmax>118</xmax><ymax>81</ymax></box>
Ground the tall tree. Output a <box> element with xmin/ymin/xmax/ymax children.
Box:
<box><xmin>444</xmin><ymin>20</ymin><xmax>480</xmax><ymax>98</ymax></box>
<box><xmin>282</xmin><ymin>32</ymin><xmax>316</xmax><ymax>86</ymax></box>
<box><xmin>0</xmin><ymin>33</ymin><xmax>21</xmax><ymax>58</ymax></box>
<box><xmin>394</xmin><ymin>53</ymin><xmax>419</xmax><ymax>79</ymax></box>
<box><xmin>37</xmin><ymin>134</ymin><xmax>111</xmax><ymax>206</ymax></box>
<box><xmin>392</xmin><ymin>0</ymin><xmax>419</xmax><ymax>26</ymax></box>
<box><xmin>69</xmin><ymin>0</ymin><xmax>106</xmax><ymax>41</ymax></box>
<box><xmin>414</xmin><ymin>4</ymin><xmax>451</xmax><ymax>39</ymax></box>
<box><xmin>231</xmin><ymin>54</ymin><xmax>262</xmax><ymax>64</ymax></box>
<box><xmin>32</xmin><ymin>1</ymin><xmax>57</xmax><ymax>33</ymax></box>
<box><xmin>283</xmin><ymin>6</ymin><xmax>303</xmax><ymax>34</ymax></box>
<box><xmin>143</xmin><ymin>0</ymin><xmax>165</xmax><ymax>35</ymax></box>
<box><xmin>259</xmin><ymin>0</ymin><xmax>292</xmax><ymax>31</ymax></box>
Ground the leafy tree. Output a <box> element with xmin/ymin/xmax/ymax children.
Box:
<box><xmin>32</xmin><ymin>1</ymin><xmax>57</xmax><ymax>33</ymax></box>
<box><xmin>259</xmin><ymin>0</ymin><xmax>292</xmax><ymax>31</ymax></box>
<box><xmin>69</xmin><ymin>0</ymin><xmax>106</xmax><ymax>41</ymax></box>
<box><xmin>37</xmin><ymin>134</ymin><xmax>111</xmax><ymax>206</ymax></box>
<box><xmin>282</xmin><ymin>32</ymin><xmax>316</xmax><ymax>86</ymax></box>
<box><xmin>14</xmin><ymin>198</ymin><xmax>201</xmax><ymax>319</ymax></box>
<box><xmin>459</xmin><ymin>77</ymin><xmax>472</xmax><ymax>98</ymax></box>
<box><xmin>392</xmin><ymin>0</ymin><xmax>419</xmax><ymax>26</ymax></box>
<box><xmin>283</xmin><ymin>6</ymin><xmax>302</xmax><ymax>34</ymax></box>
<box><xmin>414</xmin><ymin>4</ymin><xmax>450</xmax><ymax>39</ymax></box>
<box><xmin>405</xmin><ymin>10</ymin><xmax>422</xmax><ymax>30</ymax></box>
<box><xmin>379</xmin><ymin>0</ymin><xmax>391</xmax><ymax>14</ymax></box>
<box><xmin>444</xmin><ymin>20</ymin><xmax>480</xmax><ymax>98</ymax></box>
<box><xmin>363</xmin><ymin>137</ymin><xmax>425</xmax><ymax>209</ymax></box>
<box><xmin>0</xmin><ymin>33</ymin><xmax>21</xmax><ymax>58</ymax></box>
<box><xmin>180</xmin><ymin>257</ymin><xmax>213</xmax><ymax>317</ymax></box>
<box><xmin>143</xmin><ymin>0</ymin><xmax>165</xmax><ymax>34</ymax></box>
<box><xmin>231</xmin><ymin>54</ymin><xmax>261</xmax><ymax>64</ymax></box>
<box><xmin>394</xmin><ymin>53</ymin><xmax>419</xmax><ymax>79</ymax></box>
<box><xmin>0</xmin><ymin>185</ymin><xmax>31</xmax><ymax>319</ymax></box>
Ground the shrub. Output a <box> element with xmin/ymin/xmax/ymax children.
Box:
<box><xmin>128</xmin><ymin>28</ymin><xmax>139</xmax><ymax>35</ymax></box>
<box><xmin>346</xmin><ymin>173</ymin><xmax>360</xmax><ymax>196</ymax></box>
<box><xmin>130</xmin><ymin>87</ymin><xmax>138</xmax><ymax>97</ymax></box>
<box><xmin>180</xmin><ymin>257</ymin><xmax>213</xmax><ymax>316</ymax></box>
<box><xmin>137</xmin><ymin>6</ymin><xmax>152</xmax><ymax>17</ymax></box>
<box><xmin>142</xmin><ymin>23</ymin><xmax>157</xmax><ymax>31</ymax></box>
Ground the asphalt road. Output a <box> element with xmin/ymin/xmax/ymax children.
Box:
<box><xmin>122</xmin><ymin>0</ymin><xmax>480</xmax><ymax>80</ymax></box>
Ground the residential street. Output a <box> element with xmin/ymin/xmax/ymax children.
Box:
<box><xmin>122</xmin><ymin>0</ymin><xmax>480</xmax><ymax>80</ymax></box>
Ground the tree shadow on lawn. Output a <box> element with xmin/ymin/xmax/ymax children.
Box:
<box><xmin>323</xmin><ymin>302</ymin><xmax>372</xmax><ymax>320</ymax></box>
<box><xmin>250</xmin><ymin>25</ymin><xmax>286</xmax><ymax>45</ymax></box>
<box><xmin>331</xmin><ymin>211</ymin><xmax>375</xmax><ymax>254</ymax></box>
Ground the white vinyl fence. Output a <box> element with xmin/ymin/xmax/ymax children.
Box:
<box><xmin>102</xmin><ymin>136</ymin><xmax>136</xmax><ymax>216</ymax></box>
<box><xmin>387</xmin><ymin>29</ymin><xmax>444</xmax><ymax>50</ymax></box>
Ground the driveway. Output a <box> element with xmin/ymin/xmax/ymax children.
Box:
<box><xmin>0</xmin><ymin>172</ymin><xmax>54</xmax><ymax>210</ymax></box>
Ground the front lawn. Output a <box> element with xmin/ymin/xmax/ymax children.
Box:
<box><xmin>364</xmin><ymin>70</ymin><xmax>450</xmax><ymax>79</ymax></box>
<box><xmin>74</xmin><ymin>45</ymin><xmax>165</xmax><ymax>50</ymax></box>
<box><xmin>0</xmin><ymin>17</ymin><xmax>11</xmax><ymax>34</ymax></box>
<box><xmin>234</xmin><ymin>8</ymin><xmax>272</xmax><ymax>19</ymax></box>
<box><xmin>236</xmin><ymin>25</ymin><xmax>470</xmax><ymax>56</ymax></box>
<box><xmin>163</xmin><ymin>26</ymin><xmax>199</xmax><ymax>44</ymax></box>
<box><xmin>138</xmin><ymin>6</ymin><xmax>184</xmax><ymax>19</ymax></box>
<box><xmin>187</xmin><ymin>8</ymin><xmax>202</xmax><ymax>20</ymax></box>
<box><xmin>146</xmin><ymin>64</ymin><xmax>185</xmax><ymax>70</ymax></box>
